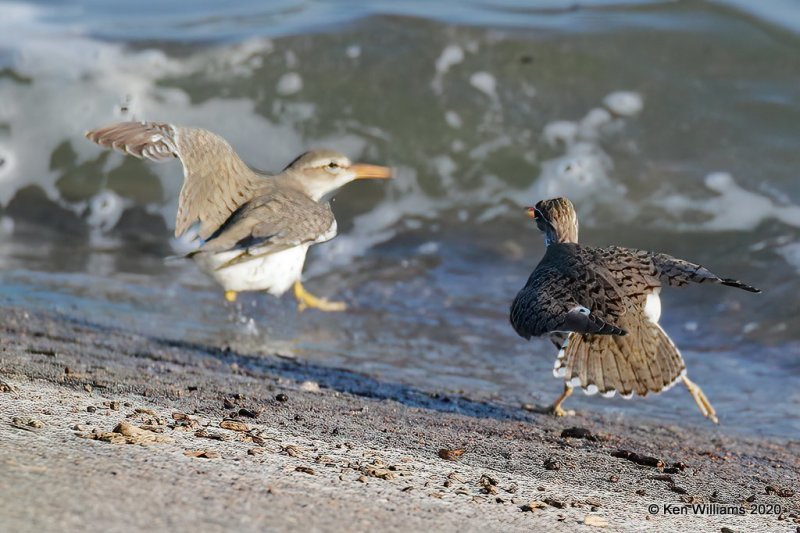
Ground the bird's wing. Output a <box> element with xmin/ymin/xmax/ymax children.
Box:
<box><xmin>599</xmin><ymin>246</ymin><xmax>760</xmax><ymax>293</ymax></box>
<box><xmin>196</xmin><ymin>188</ymin><xmax>336</xmax><ymax>267</ymax></box>
<box><xmin>86</xmin><ymin>121</ymin><xmax>264</xmax><ymax>239</ymax></box>
<box><xmin>510</xmin><ymin>257</ymin><xmax>629</xmax><ymax>339</ymax></box>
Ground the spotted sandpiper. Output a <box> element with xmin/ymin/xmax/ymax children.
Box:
<box><xmin>509</xmin><ymin>197</ymin><xmax>760</xmax><ymax>423</ymax></box>
<box><xmin>86</xmin><ymin>121</ymin><xmax>392</xmax><ymax>311</ymax></box>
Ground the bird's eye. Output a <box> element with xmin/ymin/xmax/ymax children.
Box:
<box><xmin>324</xmin><ymin>161</ymin><xmax>342</xmax><ymax>175</ymax></box>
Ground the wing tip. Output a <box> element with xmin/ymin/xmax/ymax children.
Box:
<box><xmin>721</xmin><ymin>278</ymin><xmax>761</xmax><ymax>293</ymax></box>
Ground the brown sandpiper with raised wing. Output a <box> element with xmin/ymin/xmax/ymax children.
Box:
<box><xmin>509</xmin><ymin>197</ymin><xmax>760</xmax><ymax>423</ymax></box>
<box><xmin>86</xmin><ymin>121</ymin><xmax>392</xmax><ymax>311</ymax></box>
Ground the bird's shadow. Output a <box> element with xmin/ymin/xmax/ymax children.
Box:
<box><xmin>155</xmin><ymin>333</ymin><xmax>539</xmax><ymax>423</ymax></box>
<box><xmin>44</xmin><ymin>310</ymin><xmax>544</xmax><ymax>424</ymax></box>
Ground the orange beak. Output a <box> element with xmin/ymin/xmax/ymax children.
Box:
<box><xmin>525</xmin><ymin>206</ymin><xmax>538</xmax><ymax>219</ymax></box>
<box><xmin>351</xmin><ymin>163</ymin><xmax>392</xmax><ymax>180</ymax></box>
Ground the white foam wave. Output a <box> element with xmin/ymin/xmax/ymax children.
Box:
<box><xmin>276</xmin><ymin>72</ymin><xmax>303</xmax><ymax>95</ymax></box>
<box><xmin>0</xmin><ymin>3</ymin><xmax>309</xmax><ymax>240</ymax></box>
<box><xmin>659</xmin><ymin>172</ymin><xmax>800</xmax><ymax>232</ymax></box>
<box><xmin>432</xmin><ymin>44</ymin><xmax>465</xmax><ymax>94</ymax></box>
<box><xmin>469</xmin><ymin>71</ymin><xmax>498</xmax><ymax>103</ymax></box>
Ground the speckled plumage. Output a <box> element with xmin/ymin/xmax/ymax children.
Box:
<box><xmin>510</xmin><ymin>197</ymin><xmax>759</xmax><ymax>413</ymax></box>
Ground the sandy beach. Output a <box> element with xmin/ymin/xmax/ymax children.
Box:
<box><xmin>1</xmin><ymin>305</ymin><xmax>797</xmax><ymax>532</ymax></box>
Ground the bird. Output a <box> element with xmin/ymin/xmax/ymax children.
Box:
<box><xmin>509</xmin><ymin>197</ymin><xmax>760</xmax><ymax>423</ymax></box>
<box><xmin>85</xmin><ymin>121</ymin><xmax>392</xmax><ymax>311</ymax></box>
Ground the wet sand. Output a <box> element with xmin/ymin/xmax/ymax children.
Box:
<box><xmin>0</xmin><ymin>305</ymin><xmax>798</xmax><ymax>532</ymax></box>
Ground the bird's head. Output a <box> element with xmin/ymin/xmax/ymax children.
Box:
<box><xmin>284</xmin><ymin>150</ymin><xmax>392</xmax><ymax>201</ymax></box>
<box><xmin>525</xmin><ymin>197</ymin><xmax>579</xmax><ymax>246</ymax></box>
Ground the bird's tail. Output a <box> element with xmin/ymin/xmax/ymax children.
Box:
<box><xmin>553</xmin><ymin>313</ymin><xmax>686</xmax><ymax>398</ymax></box>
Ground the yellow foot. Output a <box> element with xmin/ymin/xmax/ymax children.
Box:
<box><xmin>293</xmin><ymin>281</ymin><xmax>347</xmax><ymax>313</ymax></box>
<box><xmin>550</xmin><ymin>383</ymin><xmax>575</xmax><ymax>417</ymax></box>
<box><xmin>549</xmin><ymin>404</ymin><xmax>576</xmax><ymax>418</ymax></box>
<box><xmin>682</xmin><ymin>375</ymin><xmax>718</xmax><ymax>424</ymax></box>
<box><xmin>224</xmin><ymin>290</ymin><xmax>238</xmax><ymax>303</ymax></box>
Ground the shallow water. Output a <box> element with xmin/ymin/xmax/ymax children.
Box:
<box><xmin>1</xmin><ymin>0</ymin><xmax>799</xmax><ymax>439</ymax></box>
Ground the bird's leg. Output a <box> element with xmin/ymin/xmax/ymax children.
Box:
<box><xmin>549</xmin><ymin>383</ymin><xmax>575</xmax><ymax>417</ymax></box>
<box><xmin>681</xmin><ymin>375</ymin><xmax>718</xmax><ymax>424</ymax></box>
<box><xmin>293</xmin><ymin>280</ymin><xmax>347</xmax><ymax>312</ymax></box>
<box><xmin>224</xmin><ymin>290</ymin><xmax>238</xmax><ymax>303</ymax></box>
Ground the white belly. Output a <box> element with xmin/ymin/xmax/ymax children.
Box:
<box><xmin>195</xmin><ymin>245</ymin><xmax>309</xmax><ymax>296</ymax></box>
<box><xmin>644</xmin><ymin>288</ymin><xmax>662</xmax><ymax>323</ymax></box>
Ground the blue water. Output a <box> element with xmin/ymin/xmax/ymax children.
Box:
<box><xmin>1</xmin><ymin>0</ymin><xmax>799</xmax><ymax>439</ymax></box>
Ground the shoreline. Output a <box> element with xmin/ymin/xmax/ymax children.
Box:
<box><xmin>1</xmin><ymin>305</ymin><xmax>798</xmax><ymax>532</ymax></box>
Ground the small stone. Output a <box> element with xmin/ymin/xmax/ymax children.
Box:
<box><xmin>109</xmin><ymin>401</ymin><xmax>120</xmax><ymax>411</ymax></box>
<box><xmin>86</xmin><ymin>406</ymin><xmax>97</xmax><ymax>413</ymax></box>
<box><xmin>746</xmin><ymin>495</ymin><xmax>756</xmax><ymax>503</ymax></box>
<box><xmin>12</xmin><ymin>417</ymin><xmax>44</xmax><ymax>429</ymax></box>
<box><xmin>585</xmin><ymin>497</ymin><xmax>602</xmax><ymax>508</ymax></box>
<box><xmin>636</xmin><ymin>489</ymin><xmax>646</xmax><ymax>496</ymax></box>
<box><xmin>83</xmin><ymin>384</ymin><xmax>93</xmax><ymax>393</ymax></box>
<box><xmin>361</xmin><ymin>464</ymin><xmax>395</xmax><ymax>480</ymax></box>
<box><xmin>721</xmin><ymin>528</ymin><xmax>734</xmax><ymax>533</ymax></box>
<box><xmin>438</xmin><ymin>448</ymin><xmax>465</xmax><ymax>461</ymax></box>
<box><xmin>608</xmin><ymin>475</ymin><xmax>619</xmax><ymax>483</ymax></box>
<box><xmin>544</xmin><ymin>498</ymin><xmax>567</xmax><ymax>509</ymax></box>
<box><xmin>282</xmin><ymin>445</ymin><xmax>302</xmax><ymax>457</ymax></box>
<box><xmin>611</xmin><ymin>449</ymin><xmax>664</xmax><ymax>468</ymax></box>
<box><xmin>223</xmin><ymin>398</ymin><xmax>236</xmax><ymax>409</ymax></box>
<box><xmin>220</xmin><ymin>419</ymin><xmax>248</xmax><ymax>432</ymax></box>
<box><xmin>276</xmin><ymin>393</ymin><xmax>288</xmax><ymax>402</ymax></box>
<box><xmin>561</xmin><ymin>427</ymin><xmax>597</xmax><ymax>441</ymax></box>
<box><xmin>520</xmin><ymin>501</ymin><xmax>547</xmax><ymax>512</ymax></box>
<box><xmin>544</xmin><ymin>457</ymin><xmax>560</xmax><ymax>471</ymax></box>
<box><xmin>238</xmin><ymin>408</ymin><xmax>258</xmax><ymax>418</ymax></box>
<box><xmin>299</xmin><ymin>381</ymin><xmax>320</xmax><ymax>392</ymax></box>
<box><xmin>195</xmin><ymin>429</ymin><xmax>229</xmax><ymax>441</ymax></box>
<box><xmin>584</xmin><ymin>515</ymin><xmax>608</xmax><ymax>528</ymax></box>
<box><xmin>247</xmin><ymin>448</ymin><xmax>266</xmax><ymax>456</ymax></box>
<box><xmin>184</xmin><ymin>449</ymin><xmax>219</xmax><ymax>459</ymax></box>
<box><xmin>479</xmin><ymin>474</ymin><xmax>499</xmax><ymax>495</ymax></box>
<box><xmin>294</xmin><ymin>466</ymin><xmax>315</xmax><ymax>475</ymax></box>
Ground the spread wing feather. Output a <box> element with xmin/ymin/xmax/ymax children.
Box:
<box><xmin>86</xmin><ymin>121</ymin><xmax>265</xmax><ymax>239</ymax></box>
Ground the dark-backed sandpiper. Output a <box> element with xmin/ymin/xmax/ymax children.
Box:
<box><xmin>509</xmin><ymin>197</ymin><xmax>760</xmax><ymax>423</ymax></box>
